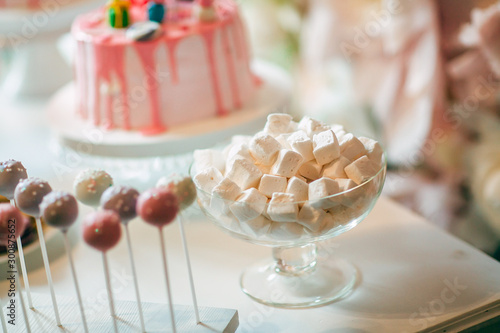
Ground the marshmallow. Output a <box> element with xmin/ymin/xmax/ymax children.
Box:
<box><xmin>317</xmin><ymin>212</ymin><xmax>337</xmax><ymax>234</ymax></box>
<box><xmin>287</xmin><ymin>130</ymin><xmax>315</xmax><ymax>162</ymax></box>
<box><xmin>226</xmin><ymin>158</ymin><xmax>263</xmax><ymax>190</ymax></box>
<box><xmin>330</xmin><ymin>124</ymin><xmax>345</xmax><ymax>135</ymax></box>
<box><xmin>339</xmin><ymin>133</ymin><xmax>366</xmax><ymax>162</ymax></box>
<box><xmin>286</xmin><ymin>176</ymin><xmax>308</xmax><ymax>202</ymax></box>
<box><xmin>359</xmin><ymin>136</ymin><xmax>384</xmax><ymax>167</ymax></box>
<box><xmin>264</xmin><ymin>113</ymin><xmax>295</xmax><ymax>136</ymax></box>
<box><xmin>229</xmin><ymin>188</ymin><xmax>267</xmax><ymax>222</ymax></box>
<box><xmin>275</xmin><ymin>133</ymin><xmax>292</xmax><ymax>150</ymax></box>
<box><xmin>240</xmin><ymin>215</ymin><xmax>272</xmax><ymax>238</ymax></box>
<box><xmin>249</xmin><ymin>134</ymin><xmax>282</xmax><ymax>166</ymax></box>
<box><xmin>267</xmin><ymin>222</ymin><xmax>304</xmax><ymax>241</ymax></box>
<box><xmin>298</xmin><ymin>160</ymin><xmax>322</xmax><ymax>181</ymax></box>
<box><xmin>312</xmin><ymin>130</ymin><xmax>340</xmax><ymax>166</ymax></box>
<box><xmin>330</xmin><ymin>205</ymin><xmax>356</xmax><ymax>226</ymax></box>
<box><xmin>224</xmin><ymin>143</ymin><xmax>254</xmax><ymax>171</ymax></box>
<box><xmin>267</xmin><ymin>192</ymin><xmax>298</xmax><ymax>222</ymax></box>
<box><xmin>308</xmin><ymin>177</ymin><xmax>340</xmax><ymax>209</ymax></box>
<box><xmin>256</xmin><ymin>163</ymin><xmax>271</xmax><ymax>175</ymax></box>
<box><xmin>193</xmin><ymin>167</ymin><xmax>223</xmax><ymax>193</ymax></box>
<box><xmin>231</xmin><ymin>135</ymin><xmax>252</xmax><ymax>145</ymax></box>
<box><xmin>270</xmin><ymin>149</ymin><xmax>304</xmax><ymax>178</ymax></box>
<box><xmin>335</xmin><ymin>178</ymin><xmax>359</xmax><ymax>207</ymax></box>
<box><xmin>297</xmin><ymin>204</ymin><xmax>326</xmax><ymax>232</ymax></box>
<box><xmin>258</xmin><ymin>174</ymin><xmax>287</xmax><ymax>198</ymax></box>
<box><xmin>322</xmin><ymin>156</ymin><xmax>351</xmax><ymax>179</ymax></box>
<box><xmin>193</xmin><ymin>149</ymin><xmax>225</xmax><ymax>173</ymax></box>
<box><xmin>298</xmin><ymin>116</ymin><xmax>330</xmax><ymax>138</ymax></box>
<box><xmin>210</xmin><ymin>177</ymin><xmax>242</xmax><ymax>215</ymax></box>
<box><xmin>345</xmin><ymin>156</ymin><xmax>378</xmax><ymax>185</ymax></box>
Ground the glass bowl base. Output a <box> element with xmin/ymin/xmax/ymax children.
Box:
<box><xmin>240</xmin><ymin>256</ymin><xmax>358</xmax><ymax>309</ymax></box>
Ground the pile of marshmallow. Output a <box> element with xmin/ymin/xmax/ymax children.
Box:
<box><xmin>193</xmin><ymin>114</ymin><xmax>384</xmax><ymax>241</ymax></box>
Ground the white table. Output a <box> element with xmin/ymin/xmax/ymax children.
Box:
<box><xmin>1</xmin><ymin>99</ymin><xmax>500</xmax><ymax>332</ymax></box>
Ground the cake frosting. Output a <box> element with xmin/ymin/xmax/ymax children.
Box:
<box><xmin>72</xmin><ymin>0</ymin><xmax>259</xmax><ymax>135</ymax></box>
<box><xmin>0</xmin><ymin>0</ymin><xmax>43</xmax><ymax>9</ymax></box>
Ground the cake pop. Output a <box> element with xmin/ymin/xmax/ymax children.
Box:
<box><xmin>74</xmin><ymin>169</ymin><xmax>113</xmax><ymax>207</ymax></box>
<box><xmin>100</xmin><ymin>186</ymin><xmax>140</xmax><ymax>223</ymax></box>
<box><xmin>0</xmin><ymin>160</ymin><xmax>28</xmax><ymax>200</ymax></box>
<box><xmin>157</xmin><ymin>175</ymin><xmax>197</xmax><ymax>211</ymax></box>
<box><xmin>100</xmin><ymin>186</ymin><xmax>146</xmax><ymax>332</ymax></box>
<box><xmin>157</xmin><ymin>176</ymin><xmax>200</xmax><ymax>323</ymax></box>
<box><xmin>40</xmin><ymin>192</ymin><xmax>89</xmax><ymax>332</ymax></box>
<box><xmin>14</xmin><ymin>177</ymin><xmax>60</xmax><ymax>324</ymax></box>
<box><xmin>137</xmin><ymin>188</ymin><xmax>179</xmax><ymax>332</ymax></box>
<box><xmin>83</xmin><ymin>210</ymin><xmax>122</xmax><ymax>332</ymax></box>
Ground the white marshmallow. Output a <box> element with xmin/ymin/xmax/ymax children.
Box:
<box><xmin>308</xmin><ymin>177</ymin><xmax>340</xmax><ymax>209</ymax></box>
<box><xmin>287</xmin><ymin>130</ymin><xmax>315</xmax><ymax>162</ymax></box>
<box><xmin>312</xmin><ymin>130</ymin><xmax>340</xmax><ymax>166</ymax></box>
<box><xmin>359</xmin><ymin>136</ymin><xmax>383</xmax><ymax>167</ymax></box>
<box><xmin>231</xmin><ymin>135</ymin><xmax>252</xmax><ymax>145</ymax></box>
<box><xmin>317</xmin><ymin>212</ymin><xmax>337</xmax><ymax>234</ymax></box>
<box><xmin>267</xmin><ymin>192</ymin><xmax>299</xmax><ymax>222</ymax></box>
<box><xmin>335</xmin><ymin>178</ymin><xmax>359</xmax><ymax>207</ymax></box>
<box><xmin>345</xmin><ymin>156</ymin><xmax>378</xmax><ymax>185</ymax></box>
<box><xmin>256</xmin><ymin>163</ymin><xmax>271</xmax><ymax>175</ymax></box>
<box><xmin>240</xmin><ymin>215</ymin><xmax>272</xmax><ymax>238</ymax></box>
<box><xmin>298</xmin><ymin>160</ymin><xmax>322</xmax><ymax>181</ymax></box>
<box><xmin>249</xmin><ymin>134</ymin><xmax>282</xmax><ymax>166</ymax></box>
<box><xmin>267</xmin><ymin>222</ymin><xmax>304</xmax><ymax>241</ymax></box>
<box><xmin>226</xmin><ymin>158</ymin><xmax>263</xmax><ymax>190</ymax></box>
<box><xmin>210</xmin><ymin>177</ymin><xmax>242</xmax><ymax>215</ymax></box>
<box><xmin>224</xmin><ymin>143</ymin><xmax>254</xmax><ymax>172</ymax></box>
<box><xmin>229</xmin><ymin>188</ymin><xmax>268</xmax><ymax>222</ymax></box>
<box><xmin>193</xmin><ymin>149</ymin><xmax>225</xmax><ymax>173</ymax></box>
<box><xmin>258</xmin><ymin>174</ymin><xmax>287</xmax><ymax>198</ymax></box>
<box><xmin>330</xmin><ymin>124</ymin><xmax>345</xmax><ymax>135</ymax></box>
<box><xmin>193</xmin><ymin>167</ymin><xmax>223</xmax><ymax>193</ymax></box>
<box><xmin>329</xmin><ymin>205</ymin><xmax>356</xmax><ymax>226</ymax></box>
<box><xmin>322</xmin><ymin>156</ymin><xmax>351</xmax><ymax>179</ymax></box>
<box><xmin>297</xmin><ymin>204</ymin><xmax>326</xmax><ymax>232</ymax></box>
<box><xmin>286</xmin><ymin>176</ymin><xmax>308</xmax><ymax>202</ymax></box>
<box><xmin>270</xmin><ymin>149</ymin><xmax>304</xmax><ymax>178</ymax></box>
<box><xmin>339</xmin><ymin>133</ymin><xmax>366</xmax><ymax>162</ymax></box>
<box><xmin>298</xmin><ymin>116</ymin><xmax>330</xmax><ymax>138</ymax></box>
<box><xmin>263</xmin><ymin>113</ymin><xmax>294</xmax><ymax>136</ymax></box>
<box><xmin>275</xmin><ymin>133</ymin><xmax>292</xmax><ymax>150</ymax></box>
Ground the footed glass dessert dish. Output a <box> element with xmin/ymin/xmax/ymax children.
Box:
<box><xmin>190</xmin><ymin>158</ymin><xmax>387</xmax><ymax>308</ymax></box>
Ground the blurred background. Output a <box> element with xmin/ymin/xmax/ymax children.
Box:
<box><xmin>1</xmin><ymin>0</ymin><xmax>500</xmax><ymax>259</ymax></box>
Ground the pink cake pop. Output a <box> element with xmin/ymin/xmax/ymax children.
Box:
<box><xmin>137</xmin><ymin>188</ymin><xmax>179</xmax><ymax>332</ymax></box>
<box><xmin>40</xmin><ymin>192</ymin><xmax>79</xmax><ymax>231</ymax></box>
<box><xmin>82</xmin><ymin>210</ymin><xmax>122</xmax><ymax>252</ymax></box>
<box><xmin>0</xmin><ymin>203</ymin><xmax>28</xmax><ymax>245</ymax></box>
<box><xmin>137</xmin><ymin>188</ymin><xmax>179</xmax><ymax>227</ymax></box>
<box><xmin>0</xmin><ymin>160</ymin><xmax>28</xmax><ymax>200</ymax></box>
<box><xmin>14</xmin><ymin>177</ymin><xmax>52</xmax><ymax>218</ymax></box>
<box><xmin>100</xmin><ymin>186</ymin><xmax>140</xmax><ymax>224</ymax></box>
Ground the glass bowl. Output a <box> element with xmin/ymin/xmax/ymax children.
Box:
<box><xmin>190</xmin><ymin>155</ymin><xmax>387</xmax><ymax>308</ymax></box>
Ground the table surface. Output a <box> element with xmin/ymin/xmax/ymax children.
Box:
<box><xmin>1</xmin><ymin>98</ymin><xmax>500</xmax><ymax>333</ymax></box>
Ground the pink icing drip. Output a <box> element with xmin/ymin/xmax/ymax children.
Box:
<box><xmin>76</xmin><ymin>41</ymin><xmax>88</xmax><ymax>119</ymax></box>
<box><xmin>166</xmin><ymin>38</ymin><xmax>181</xmax><ymax>85</ymax></box>
<box><xmin>201</xmin><ymin>29</ymin><xmax>227</xmax><ymax>116</ymax></box>
<box><xmin>235</xmin><ymin>15</ymin><xmax>259</xmax><ymax>86</ymax></box>
<box><xmin>28</xmin><ymin>0</ymin><xmax>38</xmax><ymax>7</ymax></box>
<box><xmin>222</xmin><ymin>27</ymin><xmax>241</xmax><ymax>109</ymax></box>
<box><xmin>134</xmin><ymin>41</ymin><xmax>166</xmax><ymax>135</ymax></box>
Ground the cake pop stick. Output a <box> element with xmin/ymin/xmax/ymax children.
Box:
<box><xmin>14</xmin><ymin>177</ymin><xmax>61</xmax><ymax>326</ymax></box>
<box><xmin>82</xmin><ymin>211</ymin><xmax>122</xmax><ymax>333</ymax></box>
<box><xmin>0</xmin><ymin>203</ymin><xmax>30</xmax><ymax>332</ymax></box>
<box><xmin>137</xmin><ymin>188</ymin><xmax>179</xmax><ymax>333</ymax></box>
<box><xmin>16</xmin><ymin>262</ymin><xmax>31</xmax><ymax>333</ymax></box>
<box><xmin>0</xmin><ymin>160</ymin><xmax>33</xmax><ymax>309</ymax></box>
<box><xmin>157</xmin><ymin>175</ymin><xmax>200</xmax><ymax>323</ymax></box>
<box><xmin>41</xmin><ymin>192</ymin><xmax>88</xmax><ymax>333</ymax></box>
<box><xmin>1</xmin><ymin>300</ymin><xmax>7</xmax><ymax>332</ymax></box>
<box><xmin>101</xmin><ymin>186</ymin><xmax>146</xmax><ymax>332</ymax></box>
<box><xmin>74</xmin><ymin>169</ymin><xmax>113</xmax><ymax>211</ymax></box>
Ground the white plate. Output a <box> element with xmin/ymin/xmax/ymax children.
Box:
<box><xmin>46</xmin><ymin>60</ymin><xmax>293</xmax><ymax>158</ymax></box>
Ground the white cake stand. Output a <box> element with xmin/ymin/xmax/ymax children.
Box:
<box><xmin>0</xmin><ymin>0</ymin><xmax>103</xmax><ymax>98</ymax></box>
<box><xmin>47</xmin><ymin>60</ymin><xmax>293</xmax><ymax>158</ymax></box>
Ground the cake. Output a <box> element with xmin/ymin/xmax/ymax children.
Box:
<box><xmin>72</xmin><ymin>0</ymin><xmax>259</xmax><ymax>135</ymax></box>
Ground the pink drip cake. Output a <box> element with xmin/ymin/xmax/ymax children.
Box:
<box><xmin>71</xmin><ymin>0</ymin><xmax>259</xmax><ymax>135</ymax></box>
<box><xmin>0</xmin><ymin>0</ymin><xmax>44</xmax><ymax>9</ymax></box>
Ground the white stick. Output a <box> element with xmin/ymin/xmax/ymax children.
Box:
<box><xmin>124</xmin><ymin>225</ymin><xmax>146</xmax><ymax>332</ymax></box>
<box><xmin>159</xmin><ymin>229</ymin><xmax>177</xmax><ymax>333</ymax></box>
<box><xmin>1</xmin><ymin>298</ymin><xmax>8</xmax><ymax>333</ymax></box>
<box><xmin>63</xmin><ymin>233</ymin><xmax>88</xmax><ymax>333</ymax></box>
<box><xmin>178</xmin><ymin>213</ymin><xmax>200</xmax><ymax>324</ymax></box>
<box><xmin>10</xmin><ymin>199</ymin><xmax>33</xmax><ymax>309</ymax></box>
<box><xmin>35</xmin><ymin>218</ymin><xmax>61</xmax><ymax>326</ymax></box>
<box><xmin>16</xmin><ymin>261</ymin><xmax>31</xmax><ymax>333</ymax></box>
<box><xmin>102</xmin><ymin>253</ymin><xmax>118</xmax><ymax>333</ymax></box>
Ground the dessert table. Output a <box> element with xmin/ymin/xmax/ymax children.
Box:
<box><xmin>1</xmin><ymin>99</ymin><xmax>500</xmax><ymax>332</ymax></box>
